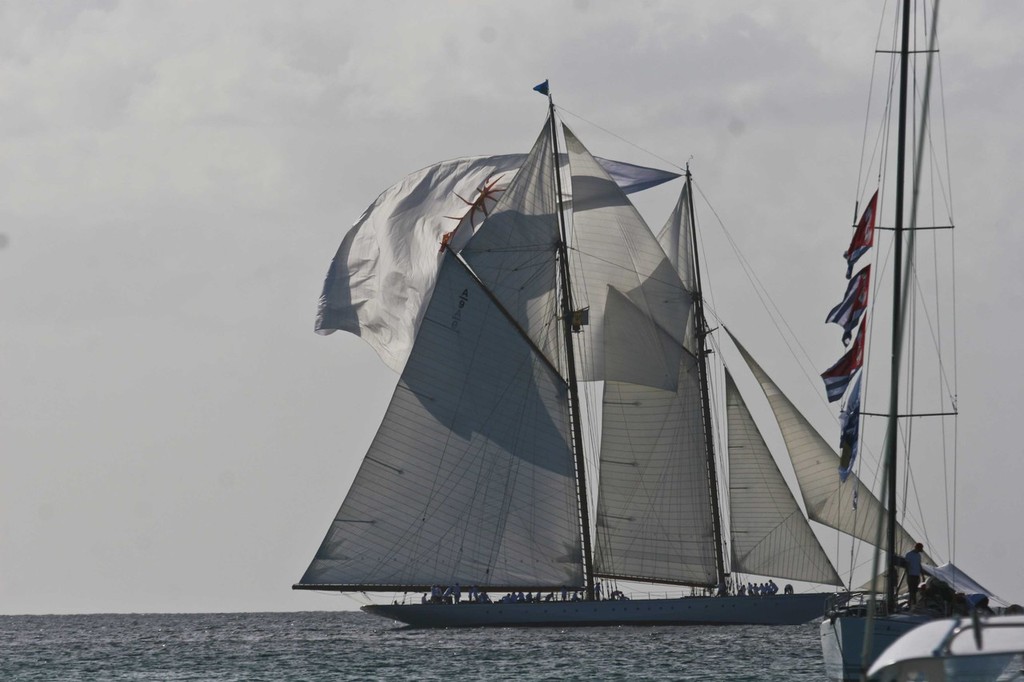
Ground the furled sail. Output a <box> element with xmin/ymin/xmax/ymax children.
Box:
<box><xmin>594</xmin><ymin>353</ymin><xmax>719</xmax><ymax>585</ymax></box>
<box><xmin>725</xmin><ymin>370</ymin><xmax>843</xmax><ymax>585</ymax></box>
<box><xmin>729</xmin><ymin>331</ymin><xmax>919</xmax><ymax>554</ymax></box>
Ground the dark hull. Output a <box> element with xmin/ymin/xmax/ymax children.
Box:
<box><xmin>363</xmin><ymin>593</ymin><xmax>830</xmax><ymax>628</ymax></box>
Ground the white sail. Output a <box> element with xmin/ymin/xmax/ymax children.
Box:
<box><xmin>562</xmin><ymin>125</ymin><xmax>691</xmax><ymax>391</ymax></box>
<box><xmin>729</xmin><ymin>332</ymin><xmax>919</xmax><ymax>553</ymax></box>
<box><xmin>460</xmin><ymin>127</ymin><xmax>564</xmax><ymax>376</ymax></box>
<box><xmin>725</xmin><ymin>370</ymin><xmax>843</xmax><ymax>586</ymax></box>
<box><xmin>656</xmin><ymin>184</ymin><xmax>698</xmax><ymax>353</ymax></box>
<box><xmin>317</xmin><ymin>153</ymin><xmax>680</xmax><ymax>373</ymax></box>
<box><xmin>299</xmin><ymin>251</ymin><xmax>583</xmax><ymax>589</ymax></box>
<box><xmin>594</xmin><ymin>353</ymin><xmax>718</xmax><ymax>585</ymax></box>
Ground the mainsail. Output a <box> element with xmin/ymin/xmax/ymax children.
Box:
<box><xmin>300</xmin><ymin>124</ymin><xmax>582</xmax><ymax>590</ymax></box>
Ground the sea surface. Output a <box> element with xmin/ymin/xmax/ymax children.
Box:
<box><xmin>1</xmin><ymin>610</ymin><xmax>830</xmax><ymax>681</ymax></box>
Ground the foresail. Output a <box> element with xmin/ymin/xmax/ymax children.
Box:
<box><xmin>594</xmin><ymin>353</ymin><xmax>718</xmax><ymax>585</ymax></box>
<box><xmin>728</xmin><ymin>330</ymin><xmax>919</xmax><ymax>554</ymax></box>
<box><xmin>460</xmin><ymin>125</ymin><xmax>563</xmax><ymax>375</ymax></box>
<box><xmin>299</xmin><ymin>251</ymin><xmax>583</xmax><ymax>589</ymax></box>
<box><xmin>725</xmin><ymin>370</ymin><xmax>843</xmax><ymax>586</ymax></box>
<box><xmin>562</xmin><ymin>125</ymin><xmax>691</xmax><ymax>391</ymax></box>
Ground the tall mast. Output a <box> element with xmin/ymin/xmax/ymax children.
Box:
<box><xmin>684</xmin><ymin>165</ymin><xmax>726</xmax><ymax>584</ymax></box>
<box><xmin>546</xmin><ymin>91</ymin><xmax>596</xmax><ymax>600</ymax></box>
<box><xmin>884</xmin><ymin>0</ymin><xmax>911</xmax><ymax>613</ymax></box>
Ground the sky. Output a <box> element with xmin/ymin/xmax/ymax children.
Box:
<box><xmin>2</xmin><ymin>1</ymin><xmax>1022</xmax><ymax>615</ymax></box>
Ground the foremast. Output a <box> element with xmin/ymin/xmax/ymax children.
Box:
<box><xmin>545</xmin><ymin>90</ymin><xmax>596</xmax><ymax>600</ymax></box>
<box><xmin>683</xmin><ymin>166</ymin><xmax>727</xmax><ymax>585</ymax></box>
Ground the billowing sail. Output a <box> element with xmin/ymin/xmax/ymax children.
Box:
<box><xmin>725</xmin><ymin>370</ymin><xmax>843</xmax><ymax>585</ymax></box>
<box><xmin>594</xmin><ymin>353</ymin><xmax>719</xmax><ymax>585</ymax></box>
<box><xmin>562</xmin><ymin>125</ymin><xmax>691</xmax><ymax>391</ymax></box>
<box><xmin>318</xmin><ymin>152</ymin><xmax>679</xmax><ymax>373</ymax></box>
<box><xmin>298</xmin><ymin>251</ymin><xmax>583</xmax><ymax>589</ymax></box>
<box><xmin>729</xmin><ymin>331</ymin><xmax>919</xmax><ymax>554</ymax></box>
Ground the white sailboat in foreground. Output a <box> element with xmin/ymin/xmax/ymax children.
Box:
<box><xmin>292</xmin><ymin>84</ymin><xmax>920</xmax><ymax>628</ymax></box>
<box><xmin>867</xmin><ymin>614</ymin><xmax>1024</xmax><ymax>682</ymax></box>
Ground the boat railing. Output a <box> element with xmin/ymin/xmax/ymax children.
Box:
<box><xmin>824</xmin><ymin>590</ymin><xmax>891</xmax><ymax>619</ymax></box>
<box><xmin>936</xmin><ymin>613</ymin><xmax>1024</xmax><ymax>656</ymax></box>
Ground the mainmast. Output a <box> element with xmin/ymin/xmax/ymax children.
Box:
<box><xmin>545</xmin><ymin>90</ymin><xmax>596</xmax><ymax>600</ymax></box>
<box><xmin>884</xmin><ymin>0</ymin><xmax>912</xmax><ymax>613</ymax></box>
<box><xmin>684</xmin><ymin>166</ymin><xmax>727</xmax><ymax>584</ymax></box>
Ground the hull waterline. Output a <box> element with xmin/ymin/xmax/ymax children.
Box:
<box><xmin>363</xmin><ymin>593</ymin><xmax>830</xmax><ymax>628</ymax></box>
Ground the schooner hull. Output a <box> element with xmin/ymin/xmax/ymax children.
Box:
<box><xmin>363</xmin><ymin>593</ymin><xmax>830</xmax><ymax>628</ymax></box>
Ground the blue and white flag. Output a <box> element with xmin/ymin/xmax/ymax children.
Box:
<box><xmin>826</xmin><ymin>265</ymin><xmax>871</xmax><ymax>345</ymax></box>
<box><xmin>533</xmin><ymin>80</ymin><xmax>550</xmax><ymax>96</ymax></box>
<box><xmin>821</xmin><ymin>317</ymin><xmax>866</xmax><ymax>402</ymax></box>
<box><xmin>838</xmin><ymin>372</ymin><xmax>862</xmax><ymax>482</ymax></box>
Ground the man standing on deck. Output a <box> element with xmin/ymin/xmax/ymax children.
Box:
<box><xmin>905</xmin><ymin>542</ymin><xmax>924</xmax><ymax>605</ymax></box>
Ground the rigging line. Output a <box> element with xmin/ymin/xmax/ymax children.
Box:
<box><xmin>857</xmin><ymin>2</ymin><xmax>892</xmax><ymax>201</ymax></box>
<box><xmin>553</xmin><ymin>105</ymin><xmax>686</xmax><ymax>173</ymax></box>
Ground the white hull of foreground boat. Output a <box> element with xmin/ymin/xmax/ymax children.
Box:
<box><xmin>363</xmin><ymin>593</ymin><xmax>829</xmax><ymax>628</ymax></box>
<box><xmin>867</xmin><ymin>614</ymin><xmax>1024</xmax><ymax>682</ymax></box>
<box><xmin>820</xmin><ymin>614</ymin><xmax>931</xmax><ymax>682</ymax></box>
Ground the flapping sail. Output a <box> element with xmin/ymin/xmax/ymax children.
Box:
<box><xmin>725</xmin><ymin>370</ymin><xmax>843</xmax><ymax>586</ymax></box>
<box><xmin>728</xmin><ymin>330</ymin><xmax>919</xmax><ymax>554</ymax></box>
<box><xmin>318</xmin><ymin>153</ymin><xmax>679</xmax><ymax>372</ymax></box>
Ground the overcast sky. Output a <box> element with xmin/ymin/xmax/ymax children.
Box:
<box><xmin>3</xmin><ymin>1</ymin><xmax>1022</xmax><ymax>615</ymax></box>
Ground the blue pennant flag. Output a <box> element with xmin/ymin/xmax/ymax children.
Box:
<box><xmin>533</xmin><ymin>80</ymin><xmax>550</xmax><ymax>96</ymax></box>
<box><xmin>838</xmin><ymin>372</ymin><xmax>862</xmax><ymax>482</ymax></box>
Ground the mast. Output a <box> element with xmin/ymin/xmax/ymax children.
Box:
<box><xmin>684</xmin><ymin>165</ymin><xmax>727</xmax><ymax>584</ymax></box>
<box><xmin>884</xmin><ymin>0</ymin><xmax>911</xmax><ymax>613</ymax></box>
<box><xmin>546</xmin><ymin>90</ymin><xmax>596</xmax><ymax>600</ymax></box>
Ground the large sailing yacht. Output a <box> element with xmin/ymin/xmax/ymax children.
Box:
<box><xmin>293</xmin><ymin>86</ymin><xmax>898</xmax><ymax>628</ymax></box>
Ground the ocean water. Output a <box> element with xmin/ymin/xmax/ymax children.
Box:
<box><xmin>0</xmin><ymin>611</ymin><xmax>828</xmax><ymax>681</ymax></box>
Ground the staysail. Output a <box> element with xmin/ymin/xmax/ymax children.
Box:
<box><xmin>729</xmin><ymin>332</ymin><xmax>919</xmax><ymax>555</ymax></box>
<box><xmin>725</xmin><ymin>369</ymin><xmax>843</xmax><ymax>585</ymax></box>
